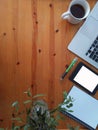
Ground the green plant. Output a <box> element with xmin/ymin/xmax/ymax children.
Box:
<box><xmin>0</xmin><ymin>88</ymin><xmax>79</xmax><ymax>130</ymax></box>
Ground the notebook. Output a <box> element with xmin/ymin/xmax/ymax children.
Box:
<box><xmin>61</xmin><ymin>86</ymin><xmax>98</xmax><ymax>130</ymax></box>
<box><xmin>68</xmin><ymin>2</ymin><xmax>98</xmax><ymax>69</ymax></box>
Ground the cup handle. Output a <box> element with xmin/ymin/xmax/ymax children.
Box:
<box><xmin>61</xmin><ymin>11</ymin><xmax>70</xmax><ymax>19</ymax></box>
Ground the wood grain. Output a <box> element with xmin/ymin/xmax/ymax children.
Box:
<box><xmin>0</xmin><ymin>0</ymin><xmax>97</xmax><ymax>129</ymax></box>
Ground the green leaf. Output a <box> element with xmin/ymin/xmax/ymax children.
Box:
<box><xmin>67</xmin><ymin>110</ymin><xmax>73</xmax><ymax>113</ymax></box>
<box><xmin>11</xmin><ymin>101</ymin><xmax>19</xmax><ymax>112</ymax></box>
<box><xmin>64</xmin><ymin>99</ymin><xmax>70</xmax><ymax>105</ymax></box>
<box><xmin>13</xmin><ymin>126</ymin><xmax>20</xmax><ymax>130</ymax></box>
<box><xmin>60</xmin><ymin>107</ymin><xmax>67</xmax><ymax>112</ymax></box>
<box><xmin>11</xmin><ymin>122</ymin><xmax>15</xmax><ymax>130</ymax></box>
<box><xmin>26</xmin><ymin>108</ymin><xmax>31</xmax><ymax>115</ymax></box>
<box><xmin>63</xmin><ymin>91</ymin><xmax>67</xmax><ymax>99</ymax></box>
<box><xmin>12</xmin><ymin>101</ymin><xmax>19</xmax><ymax>107</ymax></box>
<box><xmin>12</xmin><ymin>117</ymin><xmax>23</xmax><ymax>123</ymax></box>
<box><xmin>69</xmin><ymin>96</ymin><xmax>74</xmax><ymax>102</ymax></box>
<box><xmin>23</xmin><ymin>124</ymin><xmax>30</xmax><ymax>130</ymax></box>
<box><xmin>33</xmin><ymin>94</ymin><xmax>45</xmax><ymax>99</ymax></box>
<box><xmin>24</xmin><ymin>88</ymin><xmax>32</xmax><ymax>97</ymax></box>
<box><xmin>23</xmin><ymin>100</ymin><xmax>32</xmax><ymax>104</ymax></box>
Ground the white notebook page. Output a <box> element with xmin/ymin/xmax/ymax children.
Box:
<box><xmin>62</xmin><ymin>86</ymin><xmax>98</xmax><ymax>129</ymax></box>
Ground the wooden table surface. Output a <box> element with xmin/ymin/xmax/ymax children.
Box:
<box><xmin>0</xmin><ymin>0</ymin><xmax>98</xmax><ymax>129</ymax></box>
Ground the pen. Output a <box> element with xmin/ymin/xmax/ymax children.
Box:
<box><xmin>60</xmin><ymin>57</ymin><xmax>78</xmax><ymax>80</ymax></box>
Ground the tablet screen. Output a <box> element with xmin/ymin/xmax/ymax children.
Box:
<box><xmin>73</xmin><ymin>66</ymin><xmax>98</xmax><ymax>92</ymax></box>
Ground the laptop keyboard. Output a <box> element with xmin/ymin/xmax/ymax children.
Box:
<box><xmin>86</xmin><ymin>36</ymin><xmax>98</xmax><ymax>63</ymax></box>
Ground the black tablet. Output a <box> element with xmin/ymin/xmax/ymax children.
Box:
<box><xmin>69</xmin><ymin>62</ymin><xmax>98</xmax><ymax>95</ymax></box>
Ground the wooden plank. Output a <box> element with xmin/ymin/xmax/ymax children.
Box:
<box><xmin>0</xmin><ymin>0</ymin><xmax>97</xmax><ymax>129</ymax></box>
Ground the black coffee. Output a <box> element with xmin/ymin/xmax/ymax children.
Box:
<box><xmin>70</xmin><ymin>4</ymin><xmax>85</xmax><ymax>18</ymax></box>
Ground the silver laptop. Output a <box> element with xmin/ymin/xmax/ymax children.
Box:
<box><xmin>68</xmin><ymin>2</ymin><xmax>98</xmax><ymax>69</ymax></box>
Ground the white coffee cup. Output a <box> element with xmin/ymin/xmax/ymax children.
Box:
<box><xmin>61</xmin><ymin>0</ymin><xmax>90</xmax><ymax>24</ymax></box>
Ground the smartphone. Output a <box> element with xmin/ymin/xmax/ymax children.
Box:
<box><xmin>69</xmin><ymin>62</ymin><xmax>98</xmax><ymax>95</ymax></box>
